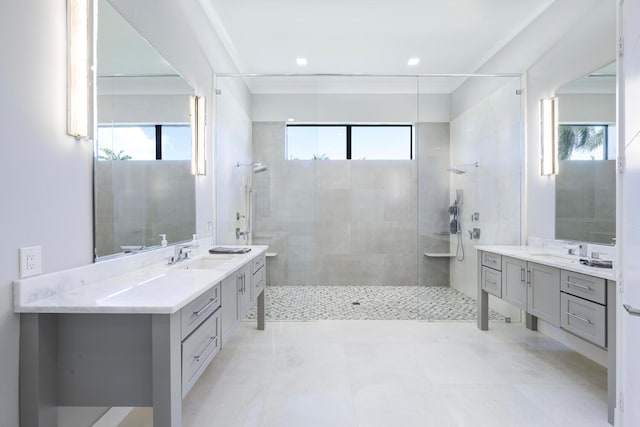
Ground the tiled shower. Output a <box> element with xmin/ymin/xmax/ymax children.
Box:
<box><xmin>251</xmin><ymin>121</ymin><xmax>451</xmax><ymax>288</ymax></box>
<box><xmin>216</xmin><ymin>75</ymin><xmax>523</xmax><ymax>320</ymax></box>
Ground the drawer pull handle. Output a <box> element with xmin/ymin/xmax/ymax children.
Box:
<box><xmin>567</xmin><ymin>281</ymin><xmax>592</xmax><ymax>291</ymax></box>
<box><xmin>194</xmin><ymin>336</ymin><xmax>218</xmax><ymax>362</ymax></box>
<box><xmin>568</xmin><ymin>312</ymin><xmax>592</xmax><ymax>324</ymax></box>
<box><xmin>194</xmin><ymin>298</ymin><xmax>219</xmax><ymax>317</ymax></box>
<box><xmin>624</xmin><ymin>304</ymin><xmax>640</xmax><ymax>316</ymax></box>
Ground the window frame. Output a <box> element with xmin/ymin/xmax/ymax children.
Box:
<box><xmin>286</xmin><ymin>123</ymin><xmax>413</xmax><ymax>160</ymax></box>
<box><xmin>558</xmin><ymin>123</ymin><xmax>610</xmax><ymax>161</ymax></box>
<box><xmin>97</xmin><ymin>123</ymin><xmax>191</xmax><ymax>161</ymax></box>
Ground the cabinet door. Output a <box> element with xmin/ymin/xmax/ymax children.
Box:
<box><xmin>237</xmin><ymin>264</ymin><xmax>252</xmax><ymax>320</ymax></box>
<box><xmin>527</xmin><ymin>262</ymin><xmax>561</xmax><ymax>326</ymax></box>
<box><xmin>220</xmin><ymin>273</ymin><xmax>239</xmax><ymax>345</ymax></box>
<box><xmin>502</xmin><ymin>257</ymin><xmax>526</xmax><ymax>309</ymax></box>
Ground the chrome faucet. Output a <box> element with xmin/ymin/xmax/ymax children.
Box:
<box><xmin>236</xmin><ymin>228</ymin><xmax>249</xmax><ymax>240</ymax></box>
<box><xmin>168</xmin><ymin>243</ymin><xmax>200</xmax><ymax>265</ymax></box>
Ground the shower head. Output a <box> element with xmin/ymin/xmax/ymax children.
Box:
<box><xmin>236</xmin><ymin>162</ymin><xmax>268</xmax><ymax>174</ymax></box>
<box><xmin>448</xmin><ymin>162</ymin><xmax>479</xmax><ymax>174</ymax></box>
<box><xmin>253</xmin><ymin>164</ymin><xmax>268</xmax><ymax>173</ymax></box>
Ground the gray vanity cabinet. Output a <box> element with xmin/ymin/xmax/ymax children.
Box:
<box><xmin>476</xmin><ymin>247</ymin><xmax>616</xmax><ymax>425</ymax></box>
<box><xmin>560</xmin><ymin>270</ymin><xmax>607</xmax><ymax>348</ymax></box>
<box><xmin>238</xmin><ymin>263</ymin><xmax>252</xmax><ymax>320</ymax></box>
<box><xmin>526</xmin><ymin>262</ymin><xmax>561</xmax><ymax>327</ymax></box>
<box><xmin>502</xmin><ymin>257</ymin><xmax>527</xmax><ymax>309</ymax></box>
<box><xmin>221</xmin><ymin>273</ymin><xmax>239</xmax><ymax>345</ymax></box>
<box><xmin>221</xmin><ymin>263</ymin><xmax>253</xmax><ymax>346</ymax></box>
<box><xmin>251</xmin><ymin>254</ymin><xmax>266</xmax><ymax>302</ymax></box>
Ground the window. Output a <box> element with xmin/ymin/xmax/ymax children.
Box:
<box><xmin>286</xmin><ymin>124</ymin><xmax>412</xmax><ymax>160</ymax></box>
<box><xmin>97</xmin><ymin>124</ymin><xmax>192</xmax><ymax>161</ymax></box>
<box><xmin>558</xmin><ymin>124</ymin><xmax>613</xmax><ymax>160</ymax></box>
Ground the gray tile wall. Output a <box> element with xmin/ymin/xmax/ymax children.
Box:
<box><xmin>417</xmin><ymin>123</ymin><xmax>452</xmax><ymax>286</ymax></box>
<box><xmin>252</xmin><ymin>122</ymin><xmax>450</xmax><ymax>286</ymax></box>
<box><xmin>555</xmin><ymin>160</ymin><xmax>616</xmax><ymax>244</ymax></box>
<box><xmin>95</xmin><ymin>160</ymin><xmax>196</xmax><ymax>257</ymax></box>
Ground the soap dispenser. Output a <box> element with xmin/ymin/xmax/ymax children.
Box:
<box><xmin>159</xmin><ymin>234</ymin><xmax>167</xmax><ymax>247</ymax></box>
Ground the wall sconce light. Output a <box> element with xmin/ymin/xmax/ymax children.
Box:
<box><xmin>190</xmin><ymin>95</ymin><xmax>207</xmax><ymax>175</ymax></box>
<box><xmin>539</xmin><ymin>97</ymin><xmax>558</xmax><ymax>176</ymax></box>
<box><xmin>67</xmin><ymin>0</ymin><xmax>90</xmax><ymax>139</ymax></box>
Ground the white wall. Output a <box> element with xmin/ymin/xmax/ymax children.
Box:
<box><xmin>215</xmin><ymin>78</ymin><xmax>253</xmax><ymax>244</ymax></box>
<box><xmin>253</xmin><ymin>93</ymin><xmax>450</xmax><ymax>123</ymax></box>
<box><xmin>0</xmin><ymin>1</ymin><xmax>94</xmax><ymax>425</ymax></box>
<box><xmin>0</xmin><ymin>0</ymin><xmax>252</xmax><ymax>425</ymax></box>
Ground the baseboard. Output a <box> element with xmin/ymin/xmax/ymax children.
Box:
<box><xmin>92</xmin><ymin>407</ymin><xmax>133</xmax><ymax>427</ymax></box>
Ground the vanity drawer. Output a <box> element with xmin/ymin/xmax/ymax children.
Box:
<box><xmin>182</xmin><ymin>309</ymin><xmax>220</xmax><ymax>397</ymax></box>
<box><xmin>560</xmin><ymin>293</ymin><xmax>606</xmax><ymax>348</ymax></box>
<box><xmin>181</xmin><ymin>283</ymin><xmax>221</xmax><ymax>339</ymax></box>
<box><xmin>561</xmin><ymin>270</ymin><xmax>606</xmax><ymax>305</ymax></box>
<box><xmin>481</xmin><ymin>266</ymin><xmax>502</xmax><ymax>298</ymax></box>
<box><xmin>252</xmin><ymin>254</ymin><xmax>266</xmax><ymax>274</ymax></box>
<box><xmin>251</xmin><ymin>263</ymin><xmax>266</xmax><ymax>302</ymax></box>
<box><xmin>481</xmin><ymin>252</ymin><xmax>502</xmax><ymax>270</ymax></box>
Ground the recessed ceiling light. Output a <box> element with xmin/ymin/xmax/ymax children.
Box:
<box><xmin>287</xmin><ymin>118</ymin><xmax>295</xmax><ymax>122</ymax></box>
<box><xmin>408</xmin><ymin>57</ymin><xmax>420</xmax><ymax>66</ymax></box>
<box><xmin>296</xmin><ymin>57</ymin><xmax>307</xmax><ymax>66</ymax></box>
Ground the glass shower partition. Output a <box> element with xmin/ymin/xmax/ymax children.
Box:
<box><xmin>416</xmin><ymin>74</ymin><xmax>524</xmax><ymax>321</ymax></box>
<box><xmin>214</xmin><ymin>73</ymin><xmax>523</xmax><ymax>322</ymax></box>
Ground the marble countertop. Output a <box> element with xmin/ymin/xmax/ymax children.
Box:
<box><xmin>475</xmin><ymin>245</ymin><xmax>616</xmax><ymax>281</ymax></box>
<box><xmin>14</xmin><ymin>245</ymin><xmax>268</xmax><ymax>314</ymax></box>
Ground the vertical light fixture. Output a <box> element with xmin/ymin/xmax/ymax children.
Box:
<box><xmin>67</xmin><ymin>0</ymin><xmax>90</xmax><ymax>139</ymax></box>
<box><xmin>539</xmin><ymin>97</ymin><xmax>558</xmax><ymax>175</ymax></box>
<box><xmin>190</xmin><ymin>95</ymin><xmax>207</xmax><ymax>175</ymax></box>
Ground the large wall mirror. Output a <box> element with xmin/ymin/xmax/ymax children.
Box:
<box><xmin>94</xmin><ymin>0</ymin><xmax>196</xmax><ymax>260</ymax></box>
<box><xmin>555</xmin><ymin>62</ymin><xmax>616</xmax><ymax>245</ymax></box>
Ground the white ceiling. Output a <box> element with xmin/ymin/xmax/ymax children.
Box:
<box><xmin>202</xmin><ymin>0</ymin><xmax>555</xmax><ymax>90</ymax></box>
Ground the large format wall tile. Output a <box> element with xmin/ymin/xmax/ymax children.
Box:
<box><xmin>252</xmin><ymin>122</ymin><xmax>453</xmax><ymax>286</ymax></box>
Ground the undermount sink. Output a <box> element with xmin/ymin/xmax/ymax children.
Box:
<box><xmin>528</xmin><ymin>252</ymin><xmax>579</xmax><ymax>264</ymax></box>
<box><xmin>182</xmin><ymin>255</ymin><xmax>235</xmax><ymax>270</ymax></box>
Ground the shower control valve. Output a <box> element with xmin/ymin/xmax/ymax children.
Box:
<box><xmin>468</xmin><ymin>228</ymin><xmax>481</xmax><ymax>240</ymax></box>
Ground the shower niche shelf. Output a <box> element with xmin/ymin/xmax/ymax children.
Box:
<box><xmin>424</xmin><ymin>252</ymin><xmax>455</xmax><ymax>258</ymax></box>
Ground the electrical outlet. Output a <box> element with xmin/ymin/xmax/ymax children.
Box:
<box><xmin>20</xmin><ymin>246</ymin><xmax>42</xmax><ymax>278</ymax></box>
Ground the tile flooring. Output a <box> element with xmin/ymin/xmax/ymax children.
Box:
<box><xmin>245</xmin><ymin>285</ymin><xmax>505</xmax><ymax>321</ymax></box>
<box><xmin>119</xmin><ymin>321</ymin><xmax>609</xmax><ymax>427</ymax></box>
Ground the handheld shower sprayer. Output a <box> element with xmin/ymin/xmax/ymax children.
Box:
<box><xmin>448</xmin><ymin>190</ymin><xmax>465</xmax><ymax>261</ymax></box>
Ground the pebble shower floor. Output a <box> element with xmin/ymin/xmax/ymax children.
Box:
<box><xmin>246</xmin><ymin>285</ymin><xmax>506</xmax><ymax>321</ymax></box>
